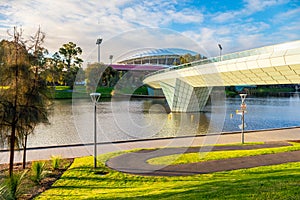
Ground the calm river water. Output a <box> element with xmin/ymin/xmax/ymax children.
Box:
<box><xmin>5</xmin><ymin>94</ymin><xmax>300</xmax><ymax>148</ymax></box>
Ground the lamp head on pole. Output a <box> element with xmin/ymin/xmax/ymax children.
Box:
<box><xmin>90</xmin><ymin>93</ymin><xmax>101</xmax><ymax>103</ymax></box>
<box><xmin>96</xmin><ymin>36</ymin><xmax>103</xmax><ymax>45</ymax></box>
<box><xmin>218</xmin><ymin>44</ymin><xmax>223</xmax><ymax>50</ymax></box>
<box><xmin>109</xmin><ymin>55</ymin><xmax>113</xmax><ymax>64</ymax></box>
<box><xmin>239</xmin><ymin>93</ymin><xmax>247</xmax><ymax>104</ymax></box>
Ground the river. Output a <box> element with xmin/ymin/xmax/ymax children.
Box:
<box><xmin>2</xmin><ymin>94</ymin><xmax>300</xmax><ymax>149</ymax></box>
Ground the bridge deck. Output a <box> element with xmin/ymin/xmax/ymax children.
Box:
<box><xmin>144</xmin><ymin>40</ymin><xmax>300</xmax><ymax>88</ymax></box>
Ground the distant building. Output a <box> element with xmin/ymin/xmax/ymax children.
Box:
<box><xmin>117</xmin><ymin>48</ymin><xmax>205</xmax><ymax>66</ymax></box>
<box><xmin>109</xmin><ymin>48</ymin><xmax>206</xmax><ymax>97</ymax></box>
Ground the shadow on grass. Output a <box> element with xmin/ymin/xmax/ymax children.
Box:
<box><xmin>48</xmin><ymin>174</ymin><xmax>300</xmax><ymax>200</ymax></box>
<box><xmin>44</xmin><ymin>164</ymin><xmax>300</xmax><ymax>199</ymax></box>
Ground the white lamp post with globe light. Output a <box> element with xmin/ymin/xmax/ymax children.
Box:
<box><xmin>90</xmin><ymin>92</ymin><xmax>101</xmax><ymax>168</ymax></box>
<box><xmin>240</xmin><ymin>94</ymin><xmax>247</xmax><ymax>144</ymax></box>
<box><xmin>236</xmin><ymin>94</ymin><xmax>247</xmax><ymax>144</ymax></box>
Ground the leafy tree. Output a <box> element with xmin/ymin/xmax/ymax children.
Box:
<box><xmin>179</xmin><ymin>53</ymin><xmax>206</xmax><ymax>64</ymax></box>
<box><xmin>85</xmin><ymin>63</ymin><xmax>119</xmax><ymax>92</ymax></box>
<box><xmin>59</xmin><ymin>42</ymin><xmax>82</xmax><ymax>69</ymax></box>
<box><xmin>20</xmin><ymin>27</ymin><xmax>50</xmax><ymax>169</ymax></box>
<box><xmin>58</xmin><ymin>42</ymin><xmax>83</xmax><ymax>87</ymax></box>
<box><xmin>44</xmin><ymin>52</ymin><xmax>68</xmax><ymax>87</ymax></box>
<box><xmin>0</xmin><ymin>27</ymin><xmax>50</xmax><ymax>176</ymax></box>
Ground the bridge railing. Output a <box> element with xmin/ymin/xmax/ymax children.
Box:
<box><xmin>144</xmin><ymin>40</ymin><xmax>300</xmax><ymax>79</ymax></box>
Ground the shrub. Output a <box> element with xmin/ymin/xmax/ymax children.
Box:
<box><xmin>51</xmin><ymin>155</ymin><xmax>62</xmax><ymax>170</ymax></box>
<box><xmin>31</xmin><ymin>161</ymin><xmax>46</xmax><ymax>184</ymax></box>
<box><xmin>0</xmin><ymin>170</ymin><xmax>27</xmax><ymax>200</ymax></box>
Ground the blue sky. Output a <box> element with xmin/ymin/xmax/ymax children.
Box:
<box><xmin>0</xmin><ymin>0</ymin><xmax>299</xmax><ymax>64</ymax></box>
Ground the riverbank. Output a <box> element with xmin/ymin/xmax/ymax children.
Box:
<box><xmin>47</xmin><ymin>86</ymin><xmax>113</xmax><ymax>99</ymax></box>
<box><xmin>51</xmin><ymin>85</ymin><xmax>298</xmax><ymax>99</ymax></box>
<box><xmin>48</xmin><ymin>85</ymin><xmax>150</xmax><ymax>99</ymax></box>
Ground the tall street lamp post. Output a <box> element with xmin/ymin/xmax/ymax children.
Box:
<box><xmin>240</xmin><ymin>94</ymin><xmax>247</xmax><ymax>144</ymax></box>
<box><xmin>90</xmin><ymin>93</ymin><xmax>101</xmax><ymax>168</ymax></box>
<box><xmin>96</xmin><ymin>36</ymin><xmax>103</xmax><ymax>63</ymax></box>
<box><xmin>109</xmin><ymin>55</ymin><xmax>113</xmax><ymax>65</ymax></box>
<box><xmin>218</xmin><ymin>43</ymin><xmax>223</xmax><ymax>61</ymax></box>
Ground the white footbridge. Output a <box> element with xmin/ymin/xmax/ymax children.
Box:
<box><xmin>143</xmin><ymin>40</ymin><xmax>300</xmax><ymax>112</ymax></box>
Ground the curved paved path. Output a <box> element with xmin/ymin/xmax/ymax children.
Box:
<box><xmin>106</xmin><ymin>141</ymin><xmax>300</xmax><ymax>176</ymax></box>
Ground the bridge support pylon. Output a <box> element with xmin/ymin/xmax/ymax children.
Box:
<box><xmin>160</xmin><ymin>79</ymin><xmax>212</xmax><ymax>112</ymax></box>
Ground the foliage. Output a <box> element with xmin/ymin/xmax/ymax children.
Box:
<box><xmin>58</xmin><ymin>42</ymin><xmax>83</xmax><ymax>69</ymax></box>
<box><xmin>51</xmin><ymin>155</ymin><xmax>62</xmax><ymax>170</ymax></box>
<box><xmin>43</xmin><ymin>42</ymin><xmax>84</xmax><ymax>87</ymax></box>
<box><xmin>85</xmin><ymin>62</ymin><xmax>119</xmax><ymax>92</ymax></box>
<box><xmin>31</xmin><ymin>161</ymin><xmax>46</xmax><ymax>184</ymax></box>
<box><xmin>58</xmin><ymin>42</ymin><xmax>83</xmax><ymax>87</ymax></box>
<box><xmin>249</xmin><ymin>86</ymin><xmax>294</xmax><ymax>95</ymax></box>
<box><xmin>36</xmin><ymin>153</ymin><xmax>300</xmax><ymax>200</ymax></box>
<box><xmin>179</xmin><ymin>53</ymin><xmax>206</xmax><ymax>64</ymax></box>
<box><xmin>44</xmin><ymin>52</ymin><xmax>64</xmax><ymax>85</ymax></box>
<box><xmin>0</xmin><ymin>158</ymin><xmax>73</xmax><ymax>200</ymax></box>
<box><xmin>0</xmin><ymin>27</ymin><xmax>51</xmax><ymax>176</ymax></box>
<box><xmin>0</xmin><ymin>170</ymin><xmax>27</xmax><ymax>200</ymax></box>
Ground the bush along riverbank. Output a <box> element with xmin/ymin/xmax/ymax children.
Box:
<box><xmin>225</xmin><ymin>85</ymin><xmax>296</xmax><ymax>97</ymax></box>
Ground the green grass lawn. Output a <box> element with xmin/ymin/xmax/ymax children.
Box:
<box><xmin>46</xmin><ymin>86</ymin><xmax>148</xmax><ymax>99</ymax></box>
<box><xmin>148</xmin><ymin>142</ymin><xmax>300</xmax><ymax>165</ymax></box>
<box><xmin>35</xmin><ymin>143</ymin><xmax>300</xmax><ymax>200</ymax></box>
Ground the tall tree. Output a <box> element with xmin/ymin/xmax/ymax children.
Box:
<box><xmin>44</xmin><ymin>52</ymin><xmax>64</xmax><ymax>86</ymax></box>
<box><xmin>59</xmin><ymin>42</ymin><xmax>82</xmax><ymax>69</ymax></box>
<box><xmin>0</xmin><ymin>27</ymin><xmax>50</xmax><ymax>176</ymax></box>
<box><xmin>58</xmin><ymin>42</ymin><xmax>83</xmax><ymax>87</ymax></box>
<box><xmin>21</xmin><ymin>27</ymin><xmax>50</xmax><ymax>169</ymax></box>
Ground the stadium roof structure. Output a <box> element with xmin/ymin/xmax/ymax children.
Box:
<box><xmin>117</xmin><ymin>48</ymin><xmax>201</xmax><ymax>65</ymax></box>
<box><xmin>110</xmin><ymin>64</ymin><xmax>166</xmax><ymax>71</ymax></box>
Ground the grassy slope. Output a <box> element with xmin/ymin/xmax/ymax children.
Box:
<box><xmin>36</xmin><ymin>144</ymin><xmax>300</xmax><ymax>200</ymax></box>
<box><xmin>47</xmin><ymin>85</ymin><xmax>148</xmax><ymax>99</ymax></box>
<box><xmin>148</xmin><ymin>142</ymin><xmax>300</xmax><ymax>165</ymax></box>
<box><xmin>46</xmin><ymin>86</ymin><xmax>113</xmax><ymax>99</ymax></box>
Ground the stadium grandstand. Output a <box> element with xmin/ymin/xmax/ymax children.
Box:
<box><xmin>116</xmin><ymin>48</ymin><xmax>205</xmax><ymax>66</ymax></box>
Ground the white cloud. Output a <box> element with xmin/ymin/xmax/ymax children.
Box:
<box><xmin>166</xmin><ymin>8</ymin><xmax>204</xmax><ymax>24</ymax></box>
<box><xmin>0</xmin><ymin>0</ymin><xmax>298</xmax><ymax>65</ymax></box>
<box><xmin>0</xmin><ymin>0</ymin><xmax>206</xmax><ymax>64</ymax></box>
<box><xmin>212</xmin><ymin>12</ymin><xmax>238</xmax><ymax>23</ymax></box>
<box><xmin>212</xmin><ymin>0</ymin><xmax>289</xmax><ymax>23</ymax></box>
<box><xmin>243</xmin><ymin>0</ymin><xmax>288</xmax><ymax>13</ymax></box>
<box><xmin>272</xmin><ymin>7</ymin><xmax>300</xmax><ymax>23</ymax></box>
<box><xmin>182</xmin><ymin>28</ymin><xmax>220</xmax><ymax>57</ymax></box>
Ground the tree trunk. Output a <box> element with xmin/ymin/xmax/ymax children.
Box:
<box><xmin>9</xmin><ymin>124</ymin><xmax>16</xmax><ymax>177</ymax></box>
<box><xmin>22</xmin><ymin>134</ymin><xmax>28</xmax><ymax>169</ymax></box>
